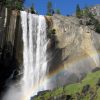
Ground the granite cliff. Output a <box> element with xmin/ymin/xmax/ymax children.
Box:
<box><xmin>46</xmin><ymin>14</ymin><xmax>100</xmax><ymax>89</ymax></box>
<box><xmin>0</xmin><ymin>7</ymin><xmax>23</xmax><ymax>96</ymax></box>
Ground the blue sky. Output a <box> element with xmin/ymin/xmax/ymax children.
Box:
<box><xmin>24</xmin><ymin>0</ymin><xmax>100</xmax><ymax>15</ymax></box>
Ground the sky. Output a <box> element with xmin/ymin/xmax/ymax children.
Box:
<box><xmin>24</xmin><ymin>0</ymin><xmax>100</xmax><ymax>15</ymax></box>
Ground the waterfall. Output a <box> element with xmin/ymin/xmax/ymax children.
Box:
<box><xmin>21</xmin><ymin>11</ymin><xmax>48</xmax><ymax>100</ymax></box>
<box><xmin>4</xmin><ymin>8</ymin><xmax>7</xmax><ymax>27</ymax></box>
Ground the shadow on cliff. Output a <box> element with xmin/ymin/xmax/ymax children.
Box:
<box><xmin>47</xmin><ymin>31</ymin><xmax>63</xmax><ymax>74</ymax></box>
<box><xmin>0</xmin><ymin>41</ymin><xmax>20</xmax><ymax>96</ymax></box>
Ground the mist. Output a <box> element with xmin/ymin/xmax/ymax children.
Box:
<box><xmin>2</xmin><ymin>83</ymin><xmax>23</xmax><ymax>100</ymax></box>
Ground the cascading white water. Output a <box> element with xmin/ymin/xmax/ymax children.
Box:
<box><xmin>21</xmin><ymin>11</ymin><xmax>48</xmax><ymax>100</ymax></box>
<box><xmin>4</xmin><ymin>8</ymin><xmax>7</xmax><ymax>27</ymax></box>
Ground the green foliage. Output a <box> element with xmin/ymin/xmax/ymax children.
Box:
<box><xmin>33</xmin><ymin>70</ymin><xmax>100</xmax><ymax>100</ymax></box>
<box><xmin>5</xmin><ymin>0</ymin><xmax>12</xmax><ymax>8</ymax></box>
<box><xmin>83</xmin><ymin>7</ymin><xmax>90</xmax><ymax>17</ymax></box>
<box><xmin>46</xmin><ymin>13</ymin><xmax>52</xmax><ymax>16</ymax></box>
<box><xmin>15</xmin><ymin>1</ymin><xmax>22</xmax><ymax>10</ymax></box>
<box><xmin>81</xmin><ymin>6</ymin><xmax>94</xmax><ymax>19</ymax></box>
<box><xmin>81</xmin><ymin>6</ymin><xmax>100</xmax><ymax>33</ymax></box>
<box><xmin>47</xmin><ymin>1</ymin><xmax>52</xmax><ymax>12</ymax></box>
<box><xmin>31</xmin><ymin>4</ymin><xmax>35</xmax><ymax>14</ymax></box>
<box><xmin>55</xmin><ymin>9</ymin><xmax>61</xmax><ymax>14</ymax></box>
<box><xmin>51</xmin><ymin>87</ymin><xmax>63</xmax><ymax>97</ymax></box>
<box><xmin>47</xmin><ymin>29</ymin><xmax>56</xmax><ymax>38</ymax></box>
<box><xmin>44</xmin><ymin>93</ymin><xmax>51</xmax><ymax>99</ymax></box>
<box><xmin>76</xmin><ymin>4</ymin><xmax>82</xmax><ymax>18</ymax></box>
<box><xmin>5</xmin><ymin>0</ymin><xmax>24</xmax><ymax>10</ymax></box>
<box><xmin>47</xmin><ymin>1</ymin><xmax>54</xmax><ymax>16</ymax></box>
<box><xmin>95</xmin><ymin>21</ymin><xmax>100</xmax><ymax>33</ymax></box>
<box><xmin>87</xmin><ymin>15</ymin><xmax>100</xmax><ymax>33</ymax></box>
<box><xmin>76</xmin><ymin>6</ymin><xmax>95</xmax><ymax>19</ymax></box>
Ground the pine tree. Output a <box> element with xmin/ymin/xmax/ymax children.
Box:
<box><xmin>55</xmin><ymin>9</ymin><xmax>61</xmax><ymax>14</ymax></box>
<box><xmin>76</xmin><ymin>4</ymin><xmax>82</xmax><ymax>18</ymax></box>
<box><xmin>5</xmin><ymin>0</ymin><xmax>25</xmax><ymax>10</ymax></box>
<box><xmin>47</xmin><ymin>1</ymin><xmax>53</xmax><ymax>16</ymax></box>
<box><xmin>30</xmin><ymin>4</ymin><xmax>35</xmax><ymax>14</ymax></box>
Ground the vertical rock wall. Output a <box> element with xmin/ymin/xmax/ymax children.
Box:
<box><xmin>0</xmin><ymin>7</ymin><xmax>23</xmax><ymax>96</ymax></box>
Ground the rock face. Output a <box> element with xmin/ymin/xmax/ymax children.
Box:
<box><xmin>47</xmin><ymin>14</ymin><xmax>100</xmax><ymax>89</ymax></box>
<box><xmin>0</xmin><ymin>7</ymin><xmax>23</xmax><ymax>95</ymax></box>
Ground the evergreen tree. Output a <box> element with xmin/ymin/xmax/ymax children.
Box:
<box><xmin>76</xmin><ymin>4</ymin><xmax>82</xmax><ymax>18</ymax></box>
<box><xmin>30</xmin><ymin>4</ymin><xmax>35</xmax><ymax>14</ymax></box>
<box><xmin>83</xmin><ymin>6</ymin><xmax>93</xmax><ymax>18</ymax></box>
<box><xmin>5</xmin><ymin>0</ymin><xmax>25</xmax><ymax>10</ymax></box>
<box><xmin>55</xmin><ymin>9</ymin><xmax>61</xmax><ymax>14</ymax></box>
<box><xmin>47</xmin><ymin>1</ymin><xmax>53</xmax><ymax>16</ymax></box>
<box><xmin>15</xmin><ymin>1</ymin><xmax>23</xmax><ymax>10</ymax></box>
<box><xmin>84</xmin><ymin>6</ymin><xmax>89</xmax><ymax>17</ymax></box>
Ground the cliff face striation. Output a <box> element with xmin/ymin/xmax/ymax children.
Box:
<box><xmin>0</xmin><ymin>6</ymin><xmax>100</xmax><ymax>96</ymax></box>
<box><xmin>0</xmin><ymin>7</ymin><xmax>23</xmax><ymax>95</ymax></box>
